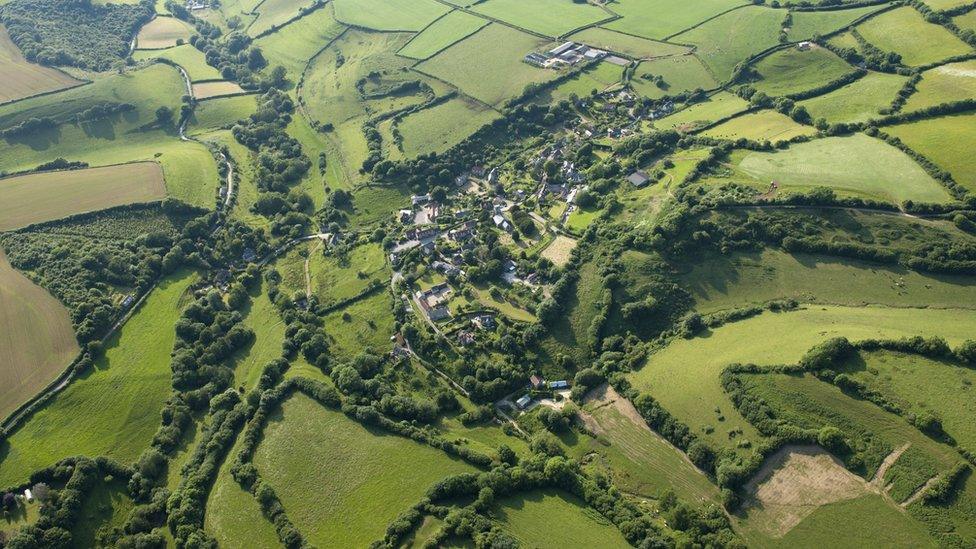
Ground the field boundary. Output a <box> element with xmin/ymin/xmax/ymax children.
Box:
<box><xmin>0</xmin><ymin>78</ymin><xmax>90</xmax><ymax>109</ymax></box>
<box><xmin>663</xmin><ymin>3</ymin><xmax>751</xmax><ymax>42</ymax></box>
<box><xmin>247</xmin><ymin>0</ymin><xmax>329</xmax><ymax>40</ymax></box>
<box><xmin>395</xmin><ymin>8</ymin><xmax>489</xmax><ymax>61</ymax></box>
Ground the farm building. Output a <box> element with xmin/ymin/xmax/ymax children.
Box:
<box><xmin>627</xmin><ymin>171</ymin><xmax>650</xmax><ymax>187</ymax></box>
<box><xmin>549</xmin><ymin>380</ymin><xmax>570</xmax><ymax>389</ymax></box>
<box><xmin>529</xmin><ymin>375</ymin><xmax>545</xmax><ymax>389</ymax></box>
<box><xmin>516</xmin><ymin>395</ymin><xmax>532</xmax><ymax>409</ymax></box>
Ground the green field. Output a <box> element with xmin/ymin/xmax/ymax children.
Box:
<box><xmin>418</xmin><ymin>23</ymin><xmax>558</xmax><ymax>106</ymax></box>
<box><xmin>656</xmin><ymin>91</ymin><xmax>749</xmax><ymax>131</ymax></box>
<box><xmin>470</xmin><ymin>0</ymin><xmax>609</xmax><ymax>37</ymax></box>
<box><xmin>701</xmin><ymin>133</ymin><xmax>951</xmax><ymax>203</ymax></box>
<box><xmin>0</xmin><ymin>270</ymin><xmax>196</xmax><ymax>487</ymax></box>
<box><xmin>494</xmin><ymin>490</ymin><xmax>631</xmax><ymax>548</ymax></box>
<box><xmin>192</xmin><ymin>81</ymin><xmax>246</xmax><ymax>99</ymax></box>
<box><xmin>253</xmin><ymin>6</ymin><xmax>344</xmax><ymax>76</ymax></box>
<box><xmin>135</xmin><ymin>16</ymin><xmax>194</xmax><ymax>49</ymax></box>
<box><xmin>546</xmin><ymin>61</ymin><xmax>624</xmax><ymax>100</ymax></box>
<box><xmin>568</xmin><ymin>27</ymin><xmax>690</xmax><ymax>59</ymax></box>
<box><xmin>232</xmin><ymin>282</ymin><xmax>287</xmax><ymax>390</ymax></box>
<box><xmin>904</xmin><ymin>60</ymin><xmax>976</xmax><ymax>112</ymax></box>
<box><xmin>70</xmin><ymin>479</ymin><xmax>136</xmax><ymax>548</ymax></box>
<box><xmin>627</xmin><ymin>305</ymin><xmax>976</xmax><ymax>453</ymax></box>
<box><xmin>750</xmin><ymin>46</ymin><xmax>854</xmax><ymax>97</ymax></box>
<box><xmin>701</xmin><ymin>109</ymin><xmax>816</xmax><ymax>142</ymax></box>
<box><xmin>133</xmin><ymin>44</ymin><xmax>223</xmax><ymax>82</ymax></box>
<box><xmin>786</xmin><ymin>5</ymin><xmax>887</xmax><ymax>42</ymax></box>
<box><xmin>885</xmin><ymin>113</ymin><xmax>976</xmax><ymax>193</ymax></box>
<box><xmin>188</xmin><ymin>95</ymin><xmax>258</xmax><ymax>134</ymax></box>
<box><xmin>253</xmin><ymin>393</ymin><xmax>478</xmax><ymax>547</ymax></box>
<box><xmin>0</xmin><ymin>162</ymin><xmax>167</xmax><ymax>231</ymax></box>
<box><xmin>604</xmin><ymin>0</ymin><xmax>747</xmax><ymax>40</ymax></box>
<box><xmin>0</xmin><ymin>249</ymin><xmax>79</xmax><ymax>421</ymax></box>
<box><xmin>396</xmin><ymin>97</ymin><xmax>500</xmax><ymax>157</ymax></box>
<box><xmin>798</xmin><ymin>70</ymin><xmax>907</xmax><ymax>123</ymax></box>
<box><xmin>856</xmin><ymin>7</ymin><xmax>972</xmax><ymax>67</ymax></box>
<box><xmin>322</xmin><ymin>290</ymin><xmax>395</xmax><ymax>359</ymax></box>
<box><xmin>347</xmin><ymin>184</ymin><xmax>411</xmax><ymax>225</ymax></box>
<box><xmin>630</xmin><ymin>54</ymin><xmax>717</xmax><ymax>99</ymax></box>
<box><xmin>923</xmin><ymin>0</ymin><xmax>973</xmax><ymax>8</ymax></box>
<box><xmin>671</xmin><ymin>6</ymin><xmax>785</xmax><ymax>82</ymax></box>
<box><xmin>0</xmin><ymin>24</ymin><xmax>81</xmax><ymax>104</ymax></box>
<box><xmin>332</xmin><ymin>0</ymin><xmax>449</xmax><ymax>31</ymax></box>
<box><xmin>308</xmin><ymin>242</ymin><xmax>389</xmax><ymax>307</ymax></box>
<box><xmin>954</xmin><ymin>10</ymin><xmax>976</xmax><ymax>34</ymax></box>
<box><xmin>247</xmin><ymin>0</ymin><xmax>316</xmax><ymax>37</ymax></box>
<box><xmin>398</xmin><ymin>10</ymin><xmax>489</xmax><ymax>60</ymax></box>
<box><xmin>679</xmin><ymin>248</ymin><xmax>976</xmax><ymax>313</ymax></box>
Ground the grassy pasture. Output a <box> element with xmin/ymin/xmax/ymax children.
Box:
<box><xmin>133</xmin><ymin>44</ymin><xmax>222</xmax><ymax>81</ymax></box>
<box><xmin>70</xmin><ymin>479</ymin><xmax>136</xmax><ymax>548</ymax></box>
<box><xmin>0</xmin><ymin>249</ymin><xmax>79</xmax><ymax>421</ymax></box>
<box><xmin>247</xmin><ymin>0</ymin><xmax>316</xmax><ymax>37</ymax></box>
<box><xmin>418</xmin><ymin>23</ymin><xmax>558</xmax><ymax>106</ymax></box>
<box><xmin>232</xmin><ymin>282</ymin><xmax>286</xmax><ymax>391</ymax></box>
<box><xmin>701</xmin><ymin>133</ymin><xmax>950</xmax><ymax>203</ymax></box>
<box><xmin>679</xmin><ymin>248</ymin><xmax>976</xmax><ymax>313</ymax></box>
<box><xmin>470</xmin><ymin>0</ymin><xmax>610</xmax><ymax>37</ymax></box>
<box><xmin>546</xmin><ymin>61</ymin><xmax>624</xmax><ymax>100</ymax></box>
<box><xmin>332</xmin><ymin>0</ymin><xmax>449</xmax><ymax>31</ymax></box>
<box><xmin>604</xmin><ymin>0</ymin><xmax>747</xmax><ymax>40</ymax></box>
<box><xmin>923</xmin><ymin>0</ymin><xmax>973</xmax><ymax>9</ymax></box>
<box><xmin>192</xmin><ymin>81</ymin><xmax>246</xmax><ymax>99</ymax></box>
<box><xmin>750</xmin><ymin>46</ymin><xmax>854</xmax><ymax>97</ymax></box>
<box><xmin>308</xmin><ymin>242</ymin><xmax>389</xmax><ymax>307</ymax></box>
<box><xmin>904</xmin><ymin>60</ymin><xmax>976</xmax><ymax>112</ymax></box>
<box><xmin>253</xmin><ymin>6</ymin><xmax>344</xmax><ymax>77</ymax></box>
<box><xmin>885</xmin><ymin>113</ymin><xmax>976</xmax><ymax>193</ymax></box>
<box><xmin>856</xmin><ymin>7</ymin><xmax>972</xmax><ymax>67</ymax></box>
<box><xmin>656</xmin><ymin>91</ymin><xmax>749</xmax><ymax>131</ymax></box>
<box><xmin>493</xmin><ymin>490</ymin><xmax>630</xmax><ymax>548</ymax></box>
<box><xmin>838</xmin><ymin>351</ymin><xmax>976</xmax><ymax>453</ymax></box>
<box><xmin>630</xmin><ymin>54</ymin><xmax>717</xmax><ymax>99</ymax></box>
<box><xmin>135</xmin><ymin>16</ymin><xmax>194</xmax><ymax>49</ymax></box>
<box><xmin>397</xmin><ymin>96</ymin><xmax>500</xmax><ymax>157</ymax></box>
<box><xmin>954</xmin><ymin>10</ymin><xmax>976</xmax><ymax>34</ymax></box>
<box><xmin>0</xmin><ymin>162</ymin><xmax>166</xmax><ymax>231</ymax></box>
<box><xmin>188</xmin><ymin>95</ymin><xmax>258</xmax><ymax>134</ymax></box>
<box><xmin>671</xmin><ymin>6</ymin><xmax>785</xmax><ymax>82</ymax></box>
<box><xmin>323</xmin><ymin>291</ymin><xmax>395</xmax><ymax>359</ymax></box>
<box><xmin>0</xmin><ymin>270</ymin><xmax>196</xmax><ymax>488</ymax></box>
<box><xmin>797</xmin><ymin>70</ymin><xmax>907</xmax><ymax>123</ymax></box>
<box><xmin>701</xmin><ymin>110</ymin><xmax>816</xmax><ymax>141</ymax></box>
<box><xmin>0</xmin><ymin>25</ymin><xmax>81</xmax><ymax>104</ymax></box>
<box><xmin>347</xmin><ymin>183</ymin><xmax>410</xmax><ymax>225</ymax></box>
<box><xmin>254</xmin><ymin>393</ymin><xmax>478</xmax><ymax>548</ymax></box>
<box><xmin>398</xmin><ymin>10</ymin><xmax>489</xmax><ymax>60</ymax></box>
<box><xmin>568</xmin><ymin>27</ymin><xmax>690</xmax><ymax>59</ymax></box>
<box><xmin>786</xmin><ymin>5</ymin><xmax>886</xmax><ymax>42</ymax></box>
<box><xmin>909</xmin><ymin>468</ymin><xmax>976</xmax><ymax>547</ymax></box>
<box><xmin>627</xmin><ymin>305</ymin><xmax>976</xmax><ymax>454</ymax></box>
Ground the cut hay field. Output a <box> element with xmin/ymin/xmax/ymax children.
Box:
<box><xmin>417</xmin><ymin>23</ymin><xmax>558</xmax><ymax>106</ymax></box>
<box><xmin>247</xmin><ymin>0</ymin><xmax>317</xmax><ymax>37</ymax></box>
<box><xmin>332</xmin><ymin>0</ymin><xmax>449</xmax><ymax>31</ymax></box>
<box><xmin>494</xmin><ymin>489</ymin><xmax>631</xmax><ymax>548</ymax></box>
<box><xmin>253</xmin><ymin>393</ymin><xmax>478</xmax><ymax>548</ymax></box>
<box><xmin>135</xmin><ymin>16</ymin><xmax>194</xmax><ymax>49</ymax></box>
<box><xmin>604</xmin><ymin>0</ymin><xmax>747</xmax><ymax>40</ymax></box>
<box><xmin>568</xmin><ymin>27</ymin><xmax>690</xmax><ymax>59</ymax></box>
<box><xmin>701</xmin><ymin>133</ymin><xmax>951</xmax><ymax>203</ymax></box>
<box><xmin>0</xmin><ymin>270</ymin><xmax>196</xmax><ymax>488</ymax></box>
<box><xmin>630</xmin><ymin>54</ymin><xmax>717</xmax><ymax>99</ymax></box>
<box><xmin>627</xmin><ymin>305</ymin><xmax>976</xmax><ymax>454</ymax></box>
<box><xmin>797</xmin><ymin>70</ymin><xmax>907</xmax><ymax>123</ymax></box>
<box><xmin>786</xmin><ymin>5</ymin><xmax>886</xmax><ymax>41</ymax></box>
<box><xmin>133</xmin><ymin>44</ymin><xmax>222</xmax><ymax>82</ymax></box>
<box><xmin>253</xmin><ymin>6</ymin><xmax>344</xmax><ymax>76</ymax></box>
<box><xmin>885</xmin><ymin>113</ymin><xmax>976</xmax><ymax>193</ymax></box>
<box><xmin>0</xmin><ymin>25</ymin><xmax>81</xmax><ymax>105</ymax></box>
<box><xmin>856</xmin><ymin>7</ymin><xmax>972</xmax><ymax>67</ymax></box>
<box><xmin>470</xmin><ymin>0</ymin><xmax>610</xmax><ymax>37</ymax></box>
<box><xmin>701</xmin><ymin>110</ymin><xmax>816</xmax><ymax>142</ymax></box>
<box><xmin>323</xmin><ymin>291</ymin><xmax>395</xmax><ymax>359</ymax></box>
<box><xmin>750</xmin><ymin>46</ymin><xmax>854</xmax><ymax>97</ymax></box>
<box><xmin>192</xmin><ymin>80</ymin><xmax>246</xmax><ymax>99</ymax></box>
<box><xmin>0</xmin><ymin>162</ymin><xmax>166</xmax><ymax>231</ymax></box>
<box><xmin>904</xmin><ymin>60</ymin><xmax>976</xmax><ymax>112</ymax></box>
<box><xmin>0</xmin><ymin>249</ymin><xmax>78</xmax><ymax>421</ymax></box>
<box><xmin>656</xmin><ymin>91</ymin><xmax>749</xmax><ymax>131</ymax></box>
<box><xmin>540</xmin><ymin>235</ymin><xmax>577</xmax><ymax>267</ymax></box>
<box><xmin>671</xmin><ymin>6</ymin><xmax>785</xmax><ymax>82</ymax></box>
<box><xmin>398</xmin><ymin>10</ymin><xmax>489</xmax><ymax>60</ymax></box>
<box><xmin>188</xmin><ymin>95</ymin><xmax>258</xmax><ymax>134</ymax></box>
<box><xmin>396</xmin><ymin>96</ymin><xmax>500</xmax><ymax>157</ymax></box>
<box><xmin>679</xmin><ymin>248</ymin><xmax>976</xmax><ymax>313</ymax></box>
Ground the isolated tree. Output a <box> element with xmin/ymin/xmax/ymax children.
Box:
<box><xmin>155</xmin><ymin>106</ymin><xmax>173</xmax><ymax>125</ymax></box>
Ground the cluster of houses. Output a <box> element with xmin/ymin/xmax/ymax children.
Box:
<box><xmin>524</xmin><ymin>41</ymin><xmax>608</xmax><ymax>69</ymax></box>
<box><xmin>185</xmin><ymin>0</ymin><xmax>209</xmax><ymax>10</ymax></box>
<box><xmin>515</xmin><ymin>376</ymin><xmax>571</xmax><ymax>409</ymax></box>
<box><xmin>415</xmin><ymin>283</ymin><xmax>452</xmax><ymax>321</ymax></box>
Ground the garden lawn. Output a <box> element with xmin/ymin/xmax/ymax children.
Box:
<box><xmin>397</xmin><ymin>97</ymin><xmax>500</xmax><ymax>157</ymax></box>
<box><xmin>253</xmin><ymin>393</ymin><xmax>478</xmax><ymax>548</ymax></box>
<box><xmin>470</xmin><ymin>0</ymin><xmax>610</xmax><ymax>37</ymax></box>
<box><xmin>751</xmin><ymin>46</ymin><xmax>854</xmax><ymax>97</ymax></box>
<box><xmin>133</xmin><ymin>44</ymin><xmax>222</xmax><ymax>81</ymax></box>
<box><xmin>253</xmin><ymin>6</ymin><xmax>343</xmax><ymax>76</ymax></box>
<box><xmin>904</xmin><ymin>60</ymin><xmax>976</xmax><ymax>112</ymax></box>
<box><xmin>135</xmin><ymin>16</ymin><xmax>193</xmax><ymax>49</ymax></box>
<box><xmin>417</xmin><ymin>24</ymin><xmax>558</xmax><ymax>106</ymax></box>
<box><xmin>604</xmin><ymin>0</ymin><xmax>747</xmax><ymax>40</ymax></box>
<box><xmin>630</xmin><ymin>54</ymin><xmax>717</xmax><ymax>99</ymax></box>
<box><xmin>626</xmin><ymin>305</ymin><xmax>976</xmax><ymax>454</ymax></box>
<box><xmin>786</xmin><ymin>5</ymin><xmax>886</xmax><ymax>42</ymax></box>
<box><xmin>656</xmin><ymin>91</ymin><xmax>749</xmax><ymax>131</ymax></box>
<box><xmin>856</xmin><ymin>7</ymin><xmax>971</xmax><ymax>67</ymax></box>
<box><xmin>332</xmin><ymin>0</ymin><xmax>448</xmax><ymax>31</ymax></box>
<box><xmin>703</xmin><ymin>133</ymin><xmax>951</xmax><ymax>203</ymax></box>
<box><xmin>797</xmin><ymin>71</ymin><xmax>907</xmax><ymax>123</ymax></box>
<box><xmin>0</xmin><ymin>25</ymin><xmax>80</xmax><ymax>104</ymax></box>
<box><xmin>671</xmin><ymin>6</ymin><xmax>785</xmax><ymax>82</ymax></box>
<box><xmin>701</xmin><ymin>110</ymin><xmax>816</xmax><ymax>142</ymax></box>
<box><xmin>494</xmin><ymin>490</ymin><xmax>630</xmax><ymax>548</ymax></box>
<box><xmin>568</xmin><ymin>27</ymin><xmax>689</xmax><ymax>59</ymax></box>
<box><xmin>0</xmin><ymin>270</ymin><xmax>196</xmax><ymax>488</ymax></box>
<box><xmin>323</xmin><ymin>291</ymin><xmax>395</xmax><ymax>359</ymax></box>
<box><xmin>885</xmin><ymin>113</ymin><xmax>976</xmax><ymax>193</ymax></box>
<box><xmin>398</xmin><ymin>10</ymin><xmax>489</xmax><ymax>60</ymax></box>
